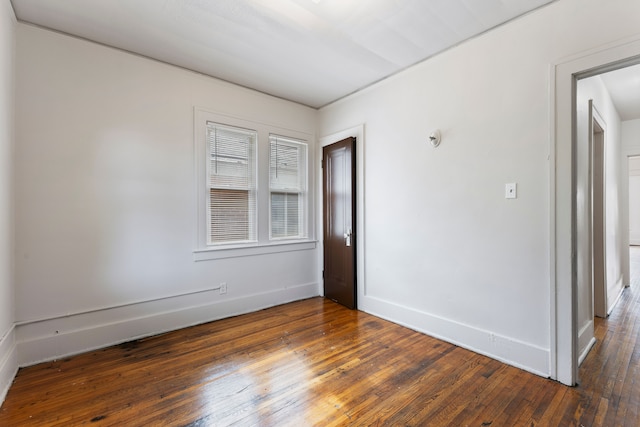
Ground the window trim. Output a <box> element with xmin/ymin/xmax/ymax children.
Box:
<box><xmin>268</xmin><ymin>134</ymin><xmax>308</xmax><ymax>241</ymax></box>
<box><xmin>194</xmin><ymin>108</ymin><xmax>316</xmax><ymax>261</ymax></box>
<box><xmin>206</xmin><ymin>122</ymin><xmax>258</xmax><ymax>245</ymax></box>
<box><xmin>193</xmin><ymin>239</ymin><xmax>317</xmax><ymax>261</ymax></box>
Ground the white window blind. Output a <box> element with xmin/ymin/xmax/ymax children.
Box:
<box><xmin>269</xmin><ymin>135</ymin><xmax>307</xmax><ymax>239</ymax></box>
<box><xmin>207</xmin><ymin>122</ymin><xmax>257</xmax><ymax>244</ymax></box>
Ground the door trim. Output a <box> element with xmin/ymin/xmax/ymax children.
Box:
<box><xmin>319</xmin><ymin>125</ymin><xmax>365</xmax><ymax>304</ymax></box>
<box><xmin>589</xmin><ymin>101</ymin><xmax>607</xmax><ymax>319</ymax></box>
<box><xmin>552</xmin><ymin>35</ymin><xmax>640</xmax><ymax>386</ymax></box>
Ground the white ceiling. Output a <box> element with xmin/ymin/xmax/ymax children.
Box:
<box><xmin>600</xmin><ymin>64</ymin><xmax>640</xmax><ymax>121</ymax></box>
<box><xmin>11</xmin><ymin>0</ymin><xmax>556</xmax><ymax>108</ymax></box>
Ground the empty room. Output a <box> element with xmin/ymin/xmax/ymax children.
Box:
<box><xmin>2</xmin><ymin>0</ymin><xmax>640</xmax><ymax>425</ymax></box>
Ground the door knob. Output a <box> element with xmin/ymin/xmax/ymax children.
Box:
<box><xmin>344</xmin><ymin>228</ymin><xmax>352</xmax><ymax>247</ymax></box>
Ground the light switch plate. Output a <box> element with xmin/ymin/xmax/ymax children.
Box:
<box><xmin>505</xmin><ymin>183</ymin><xmax>517</xmax><ymax>199</ymax></box>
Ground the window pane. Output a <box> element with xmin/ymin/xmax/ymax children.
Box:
<box><xmin>271</xmin><ymin>192</ymin><xmax>286</xmax><ymax>238</ymax></box>
<box><xmin>285</xmin><ymin>193</ymin><xmax>299</xmax><ymax>236</ymax></box>
<box><xmin>271</xmin><ymin>192</ymin><xmax>299</xmax><ymax>238</ymax></box>
<box><xmin>270</xmin><ymin>142</ymin><xmax>300</xmax><ymax>190</ymax></box>
<box><xmin>208</xmin><ymin>125</ymin><xmax>255</xmax><ymax>189</ymax></box>
<box><xmin>206</xmin><ymin>122</ymin><xmax>257</xmax><ymax>244</ymax></box>
<box><xmin>210</xmin><ymin>189</ymin><xmax>251</xmax><ymax>243</ymax></box>
<box><xmin>269</xmin><ymin>135</ymin><xmax>307</xmax><ymax>239</ymax></box>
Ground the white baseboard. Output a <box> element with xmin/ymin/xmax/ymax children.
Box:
<box><xmin>577</xmin><ymin>319</ymin><xmax>595</xmax><ymax>365</ymax></box>
<box><xmin>360</xmin><ymin>296</ymin><xmax>550</xmax><ymax>378</ymax></box>
<box><xmin>0</xmin><ymin>325</ymin><xmax>18</xmax><ymax>407</ymax></box>
<box><xmin>608</xmin><ymin>282</ymin><xmax>625</xmax><ymax>315</ymax></box>
<box><xmin>578</xmin><ymin>336</ymin><xmax>597</xmax><ymax>366</ymax></box>
<box><xmin>17</xmin><ymin>283</ymin><xmax>319</xmax><ymax>367</ymax></box>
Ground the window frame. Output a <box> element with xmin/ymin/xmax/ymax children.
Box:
<box><xmin>206</xmin><ymin>122</ymin><xmax>258</xmax><ymax>246</ymax></box>
<box><xmin>194</xmin><ymin>108</ymin><xmax>316</xmax><ymax>261</ymax></box>
<box><xmin>268</xmin><ymin>135</ymin><xmax>308</xmax><ymax>241</ymax></box>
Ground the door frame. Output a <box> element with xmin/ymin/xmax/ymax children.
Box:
<box><xmin>318</xmin><ymin>125</ymin><xmax>365</xmax><ymax>306</ymax></box>
<box><xmin>589</xmin><ymin>101</ymin><xmax>607</xmax><ymax>319</ymax></box>
<box><xmin>552</xmin><ymin>35</ymin><xmax>640</xmax><ymax>386</ymax></box>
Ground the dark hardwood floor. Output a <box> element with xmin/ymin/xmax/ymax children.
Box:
<box><xmin>2</xmin><ymin>249</ymin><xmax>640</xmax><ymax>426</ymax></box>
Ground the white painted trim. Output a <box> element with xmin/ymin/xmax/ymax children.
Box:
<box><xmin>16</xmin><ymin>283</ymin><xmax>318</xmax><ymax>367</ymax></box>
<box><xmin>578</xmin><ymin>336</ymin><xmax>596</xmax><ymax>367</ymax></box>
<box><xmin>318</xmin><ymin>125</ymin><xmax>365</xmax><ymax>303</ymax></box>
<box><xmin>360</xmin><ymin>296</ymin><xmax>550</xmax><ymax>378</ymax></box>
<box><xmin>193</xmin><ymin>240</ymin><xmax>317</xmax><ymax>261</ymax></box>
<box><xmin>607</xmin><ymin>281</ymin><xmax>625</xmax><ymax>316</ymax></box>
<box><xmin>553</xmin><ymin>34</ymin><xmax>640</xmax><ymax>386</ymax></box>
<box><xmin>551</xmin><ymin>57</ymin><xmax>577</xmax><ymax>386</ymax></box>
<box><xmin>547</xmin><ymin>62</ymin><xmax>558</xmax><ymax>382</ymax></box>
<box><xmin>590</xmin><ymin>101</ymin><xmax>608</xmax><ymax>319</ymax></box>
<box><xmin>0</xmin><ymin>325</ymin><xmax>18</xmax><ymax>406</ymax></box>
<box><xmin>577</xmin><ymin>319</ymin><xmax>595</xmax><ymax>365</ymax></box>
<box><xmin>623</xmin><ymin>144</ymin><xmax>640</xmax><ymax>158</ymax></box>
<box><xmin>0</xmin><ymin>0</ymin><xmax>17</xmax><ymax>409</ymax></box>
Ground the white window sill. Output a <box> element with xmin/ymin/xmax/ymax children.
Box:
<box><xmin>193</xmin><ymin>239</ymin><xmax>317</xmax><ymax>261</ymax></box>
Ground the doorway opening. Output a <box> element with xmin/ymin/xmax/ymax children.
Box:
<box><xmin>318</xmin><ymin>125</ymin><xmax>365</xmax><ymax>313</ymax></box>
<box><xmin>571</xmin><ymin>58</ymin><xmax>640</xmax><ymax>381</ymax></box>
<box><xmin>554</xmin><ymin>39</ymin><xmax>640</xmax><ymax>385</ymax></box>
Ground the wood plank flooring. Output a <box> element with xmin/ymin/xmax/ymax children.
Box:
<box><xmin>2</xmin><ymin>249</ymin><xmax>640</xmax><ymax>425</ymax></box>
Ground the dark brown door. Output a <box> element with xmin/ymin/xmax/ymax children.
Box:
<box><xmin>323</xmin><ymin>137</ymin><xmax>356</xmax><ymax>309</ymax></box>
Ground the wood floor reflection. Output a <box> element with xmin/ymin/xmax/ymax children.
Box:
<box><xmin>2</xmin><ymin>249</ymin><xmax>640</xmax><ymax>425</ymax></box>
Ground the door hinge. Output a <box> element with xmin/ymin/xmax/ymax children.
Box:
<box><xmin>322</xmin><ymin>270</ymin><xmax>325</xmax><ymax>279</ymax></box>
<box><xmin>321</xmin><ymin>159</ymin><xmax>324</xmax><ymax>169</ymax></box>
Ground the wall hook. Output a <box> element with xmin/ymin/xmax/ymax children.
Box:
<box><xmin>429</xmin><ymin>130</ymin><xmax>441</xmax><ymax>148</ymax></box>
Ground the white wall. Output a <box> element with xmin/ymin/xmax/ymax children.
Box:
<box><xmin>14</xmin><ymin>24</ymin><xmax>319</xmax><ymax>365</ymax></box>
<box><xmin>629</xmin><ymin>156</ymin><xmax>640</xmax><ymax>245</ymax></box>
<box><xmin>575</xmin><ymin>76</ymin><xmax>625</xmax><ymax>361</ymax></box>
<box><xmin>318</xmin><ymin>0</ymin><xmax>640</xmax><ymax>378</ymax></box>
<box><xmin>0</xmin><ymin>0</ymin><xmax>17</xmax><ymax>406</ymax></box>
<box><xmin>623</xmin><ymin>120</ymin><xmax>640</xmax><ymax>155</ymax></box>
<box><xmin>624</xmin><ymin>121</ymin><xmax>640</xmax><ymax>248</ymax></box>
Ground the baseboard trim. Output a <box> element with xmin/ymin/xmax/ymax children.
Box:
<box><xmin>17</xmin><ymin>283</ymin><xmax>319</xmax><ymax>367</ymax></box>
<box><xmin>0</xmin><ymin>325</ymin><xmax>18</xmax><ymax>406</ymax></box>
<box><xmin>360</xmin><ymin>296</ymin><xmax>550</xmax><ymax>378</ymax></box>
<box><xmin>578</xmin><ymin>336</ymin><xmax>597</xmax><ymax>366</ymax></box>
<box><xmin>577</xmin><ymin>318</ymin><xmax>595</xmax><ymax>365</ymax></box>
<box><xmin>608</xmin><ymin>280</ymin><xmax>625</xmax><ymax>315</ymax></box>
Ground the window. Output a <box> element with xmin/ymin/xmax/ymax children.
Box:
<box><xmin>194</xmin><ymin>109</ymin><xmax>315</xmax><ymax>260</ymax></box>
<box><xmin>206</xmin><ymin>122</ymin><xmax>257</xmax><ymax>244</ymax></box>
<box><xmin>269</xmin><ymin>136</ymin><xmax>307</xmax><ymax>239</ymax></box>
